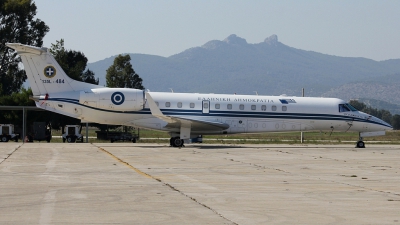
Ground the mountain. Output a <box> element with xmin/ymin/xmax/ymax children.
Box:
<box><xmin>322</xmin><ymin>73</ymin><xmax>400</xmax><ymax>104</ymax></box>
<box><xmin>87</xmin><ymin>34</ymin><xmax>400</xmax><ymax>113</ymax></box>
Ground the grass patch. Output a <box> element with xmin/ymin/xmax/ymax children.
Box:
<box><xmin>36</xmin><ymin>127</ymin><xmax>400</xmax><ymax>144</ymax></box>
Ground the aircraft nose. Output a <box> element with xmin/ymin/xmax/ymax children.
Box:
<box><xmin>373</xmin><ymin>116</ymin><xmax>392</xmax><ymax>130</ymax></box>
<box><xmin>360</xmin><ymin>111</ymin><xmax>393</xmax><ymax>131</ymax></box>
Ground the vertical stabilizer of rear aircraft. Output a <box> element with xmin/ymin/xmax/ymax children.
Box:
<box><xmin>6</xmin><ymin>43</ymin><xmax>102</xmax><ymax>96</ymax></box>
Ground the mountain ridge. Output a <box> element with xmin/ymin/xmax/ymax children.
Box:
<box><xmin>87</xmin><ymin>34</ymin><xmax>400</xmax><ymax>113</ymax></box>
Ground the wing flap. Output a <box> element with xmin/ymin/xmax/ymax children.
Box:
<box><xmin>164</xmin><ymin>117</ymin><xmax>229</xmax><ymax>131</ymax></box>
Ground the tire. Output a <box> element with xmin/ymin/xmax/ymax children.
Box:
<box><xmin>173</xmin><ymin>138</ymin><xmax>184</xmax><ymax>147</ymax></box>
<box><xmin>110</xmin><ymin>139</ymin><xmax>114</xmax><ymax>143</ymax></box>
<box><xmin>356</xmin><ymin>141</ymin><xmax>365</xmax><ymax>148</ymax></box>
<box><xmin>67</xmin><ymin>136</ymin><xmax>74</xmax><ymax>143</ymax></box>
<box><xmin>1</xmin><ymin>136</ymin><xmax>9</xmax><ymax>142</ymax></box>
<box><xmin>132</xmin><ymin>138</ymin><xmax>136</xmax><ymax>143</ymax></box>
<box><xmin>63</xmin><ymin>138</ymin><xmax>66</xmax><ymax>143</ymax></box>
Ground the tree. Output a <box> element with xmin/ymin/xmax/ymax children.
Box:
<box><xmin>106</xmin><ymin>54</ymin><xmax>144</xmax><ymax>89</ymax></box>
<box><xmin>0</xmin><ymin>87</ymin><xmax>34</xmax><ymax>107</ymax></box>
<box><xmin>0</xmin><ymin>88</ymin><xmax>43</xmax><ymax>125</ymax></box>
<box><xmin>391</xmin><ymin>115</ymin><xmax>400</xmax><ymax>130</ymax></box>
<box><xmin>349</xmin><ymin>100</ymin><xmax>366</xmax><ymax>111</ymax></box>
<box><xmin>380</xmin><ymin>109</ymin><xmax>392</xmax><ymax>124</ymax></box>
<box><xmin>0</xmin><ymin>0</ymin><xmax>49</xmax><ymax>96</ymax></box>
<box><xmin>349</xmin><ymin>99</ymin><xmax>395</xmax><ymax>126</ymax></box>
<box><xmin>49</xmin><ymin>39</ymin><xmax>99</xmax><ymax>84</ymax></box>
<box><xmin>81</xmin><ymin>69</ymin><xmax>98</xmax><ymax>85</ymax></box>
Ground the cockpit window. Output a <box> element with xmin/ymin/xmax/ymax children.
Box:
<box><xmin>339</xmin><ymin>103</ymin><xmax>358</xmax><ymax>112</ymax></box>
<box><xmin>345</xmin><ymin>103</ymin><xmax>358</xmax><ymax>111</ymax></box>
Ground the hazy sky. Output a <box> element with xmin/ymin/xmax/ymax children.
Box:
<box><xmin>34</xmin><ymin>0</ymin><xmax>400</xmax><ymax>63</ymax></box>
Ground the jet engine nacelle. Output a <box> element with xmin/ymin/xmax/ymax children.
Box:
<box><xmin>79</xmin><ymin>88</ymin><xmax>144</xmax><ymax>111</ymax></box>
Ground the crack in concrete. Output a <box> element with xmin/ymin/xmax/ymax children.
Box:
<box><xmin>0</xmin><ymin>144</ymin><xmax>22</xmax><ymax>165</ymax></box>
<box><xmin>94</xmin><ymin>144</ymin><xmax>238</xmax><ymax>225</ymax></box>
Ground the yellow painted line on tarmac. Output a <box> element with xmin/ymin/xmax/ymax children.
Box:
<box><xmin>96</xmin><ymin>146</ymin><xmax>152</xmax><ymax>179</ymax></box>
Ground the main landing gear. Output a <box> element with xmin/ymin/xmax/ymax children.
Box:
<box><xmin>170</xmin><ymin>137</ymin><xmax>184</xmax><ymax>147</ymax></box>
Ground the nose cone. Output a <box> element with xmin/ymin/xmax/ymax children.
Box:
<box><xmin>379</xmin><ymin>119</ymin><xmax>393</xmax><ymax>130</ymax></box>
<box><xmin>365</xmin><ymin>114</ymin><xmax>393</xmax><ymax>131</ymax></box>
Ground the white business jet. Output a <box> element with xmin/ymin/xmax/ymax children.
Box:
<box><xmin>6</xmin><ymin>43</ymin><xmax>393</xmax><ymax>148</ymax></box>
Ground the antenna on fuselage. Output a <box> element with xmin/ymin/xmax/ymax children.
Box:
<box><xmin>169</xmin><ymin>88</ymin><xmax>174</xmax><ymax>93</ymax></box>
<box><xmin>254</xmin><ymin>91</ymin><xmax>258</xmax><ymax>95</ymax></box>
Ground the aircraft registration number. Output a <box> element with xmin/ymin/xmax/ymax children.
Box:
<box><xmin>42</xmin><ymin>79</ymin><xmax>65</xmax><ymax>84</ymax></box>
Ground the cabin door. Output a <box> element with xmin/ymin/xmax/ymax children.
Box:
<box><xmin>202</xmin><ymin>100</ymin><xmax>210</xmax><ymax>114</ymax></box>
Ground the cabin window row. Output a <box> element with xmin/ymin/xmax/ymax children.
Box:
<box><xmin>156</xmin><ymin>102</ymin><xmax>287</xmax><ymax>111</ymax></box>
<box><xmin>216</xmin><ymin>103</ymin><xmax>286</xmax><ymax>111</ymax></box>
<box><xmin>156</xmin><ymin>102</ymin><xmax>196</xmax><ymax>108</ymax></box>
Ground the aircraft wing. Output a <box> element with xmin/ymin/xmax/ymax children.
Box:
<box><xmin>163</xmin><ymin>116</ymin><xmax>229</xmax><ymax>131</ymax></box>
<box><xmin>145</xmin><ymin>92</ymin><xmax>229</xmax><ymax>132</ymax></box>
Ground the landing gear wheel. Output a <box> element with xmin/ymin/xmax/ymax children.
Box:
<box><xmin>173</xmin><ymin>138</ymin><xmax>184</xmax><ymax>147</ymax></box>
<box><xmin>132</xmin><ymin>138</ymin><xmax>136</xmax><ymax>143</ymax></box>
<box><xmin>356</xmin><ymin>141</ymin><xmax>365</xmax><ymax>148</ymax></box>
<box><xmin>63</xmin><ymin>138</ymin><xmax>66</xmax><ymax>143</ymax></box>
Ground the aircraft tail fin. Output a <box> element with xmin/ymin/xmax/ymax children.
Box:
<box><xmin>6</xmin><ymin>43</ymin><xmax>102</xmax><ymax>96</ymax></box>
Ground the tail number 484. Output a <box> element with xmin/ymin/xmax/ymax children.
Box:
<box><xmin>42</xmin><ymin>79</ymin><xmax>64</xmax><ymax>84</ymax></box>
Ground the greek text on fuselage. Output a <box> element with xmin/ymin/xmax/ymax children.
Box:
<box><xmin>199</xmin><ymin>97</ymin><xmax>274</xmax><ymax>103</ymax></box>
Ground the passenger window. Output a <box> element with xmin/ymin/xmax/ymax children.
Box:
<box><xmin>177</xmin><ymin>102</ymin><xmax>182</xmax><ymax>108</ymax></box>
<box><xmin>282</xmin><ymin>106</ymin><xmax>287</xmax><ymax>111</ymax></box>
<box><xmin>190</xmin><ymin>103</ymin><xmax>195</xmax><ymax>108</ymax></box>
<box><xmin>261</xmin><ymin>105</ymin><xmax>266</xmax><ymax>111</ymax></box>
<box><xmin>272</xmin><ymin>105</ymin><xmax>277</xmax><ymax>111</ymax></box>
<box><xmin>215</xmin><ymin>104</ymin><xmax>220</xmax><ymax>109</ymax></box>
<box><xmin>227</xmin><ymin>104</ymin><xmax>232</xmax><ymax>110</ymax></box>
<box><xmin>251</xmin><ymin>105</ymin><xmax>256</xmax><ymax>110</ymax></box>
<box><xmin>165</xmin><ymin>102</ymin><xmax>170</xmax><ymax>107</ymax></box>
<box><xmin>239</xmin><ymin>104</ymin><xmax>244</xmax><ymax>110</ymax></box>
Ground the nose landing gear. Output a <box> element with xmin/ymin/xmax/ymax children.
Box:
<box><xmin>356</xmin><ymin>136</ymin><xmax>365</xmax><ymax>148</ymax></box>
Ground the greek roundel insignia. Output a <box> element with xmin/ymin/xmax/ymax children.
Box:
<box><xmin>44</xmin><ymin>66</ymin><xmax>56</xmax><ymax>78</ymax></box>
<box><xmin>111</xmin><ymin>92</ymin><xmax>125</xmax><ymax>105</ymax></box>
